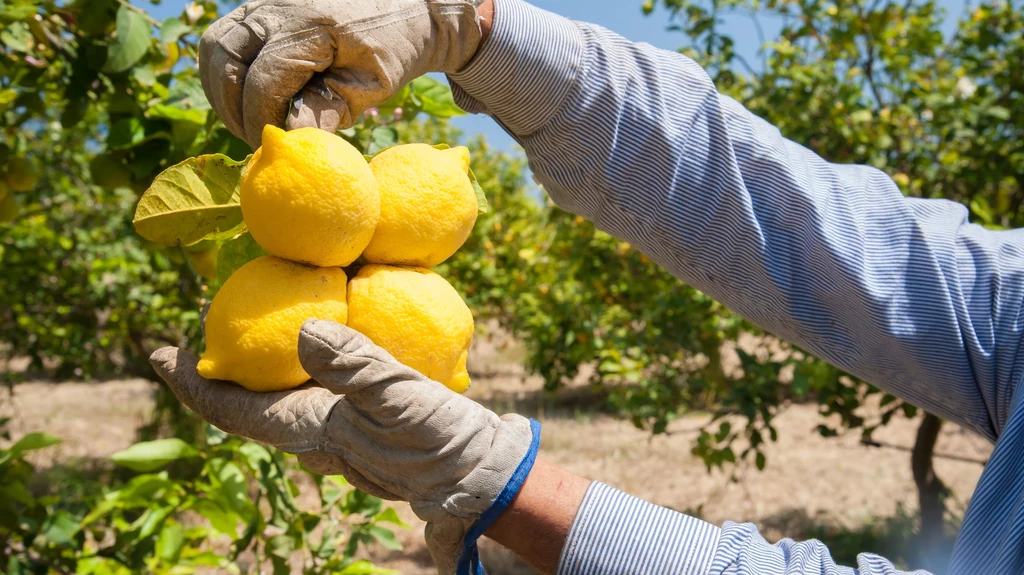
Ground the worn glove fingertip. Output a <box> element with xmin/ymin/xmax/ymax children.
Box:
<box><xmin>149</xmin><ymin>346</ymin><xmax>186</xmax><ymax>379</ymax></box>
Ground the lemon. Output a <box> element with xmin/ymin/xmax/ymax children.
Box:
<box><xmin>187</xmin><ymin>244</ymin><xmax>220</xmax><ymax>281</ymax></box>
<box><xmin>347</xmin><ymin>265</ymin><xmax>474</xmax><ymax>393</ymax></box>
<box><xmin>241</xmin><ymin>126</ymin><xmax>380</xmax><ymax>267</ymax></box>
<box><xmin>0</xmin><ymin>192</ymin><xmax>18</xmax><ymax>223</ymax></box>
<box><xmin>198</xmin><ymin>255</ymin><xmax>348</xmax><ymax>392</ymax></box>
<box><xmin>5</xmin><ymin>157</ymin><xmax>40</xmax><ymax>192</ymax></box>
<box><xmin>363</xmin><ymin>144</ymin><xmax>478</xmax><ymax>268</ymax></box>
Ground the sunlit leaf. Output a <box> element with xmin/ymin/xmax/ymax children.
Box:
<box><xmin>160</xmin><ymin>17</ymin><xmax>190</xmax><ymax>44</ymax></box>
<box><xmin>111</xmin><ymin>438</ymin><xmax>200</xmax><ymax>472</ymax></box>
<box><xmin>104</xmin><ymin>5</ymin><xmax>152</xmax><ymax>73</ymax></box>
<box><xmin>133</xmin><ymin>154</ymin><xmax>248</xmax><ymax>247</ymax></box>
<box><xmin>410</xmin><ymin>76</ymin><xmax>465</xmax><ymax>118</ymax></box>
<box><xmin>166</xmin><ymin>77</ymin><xmax>211</xmax><ymax>111</ymax></box>
<box><xmin>9</xmin><ymin>432</ymin><xmax>61</xmax><ymax>454</ymax></box>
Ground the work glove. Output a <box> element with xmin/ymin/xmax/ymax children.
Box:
<box><xmin>149</xmin><ymin>318</ymin><xmax>539</xmax><ymax>575</ymax></box>
<box><xmin>199</xmin><ymin>0</ymin><xmax>484</xmax><ymax>148</ymax></box>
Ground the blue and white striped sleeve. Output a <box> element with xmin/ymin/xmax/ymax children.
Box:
<box><xmin>450</xmin><ymin>0</ymin><xmax>1024</xmax><ymax>442</ymax></box>
<box><xmin>448</xmin><ymin>0</ymin><xmax>1024</xmax><ymax>573</ymax></box>
<box><xmin>556</xmin><ymin>483</ymin><xmax>929</xmax><ymax>575</ymax></box>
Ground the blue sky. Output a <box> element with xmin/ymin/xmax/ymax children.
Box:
<box><xmin>142</xmin><ymin>0</ymin><xmax>969</xmax><ymax>150</ymax></box>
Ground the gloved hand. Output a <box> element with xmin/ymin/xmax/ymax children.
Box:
<box><xmin>199</xmin><ymin>0</ymin><xmax>484</xmax><ymax>148</ymax></box>
<box><xmin>149</xmin><ymin>319</ymin><xmax>539</xmax><ymax>575</ymax></box>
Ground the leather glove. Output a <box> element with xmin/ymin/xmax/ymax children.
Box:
<box><xmin>149</xmin><ymin>318</ymin><xmax>539</xmax><ymax>575</ymax></box>
<box><xmin>199</xmin><ymin>0</ymin><xmax>484</xmax><ymax>148</ymax></box>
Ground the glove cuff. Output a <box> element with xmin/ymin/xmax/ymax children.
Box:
<box><xmin>456</xmin><ymin>418</ymin><xmax>542</xmax><ymax>575</ymax></box>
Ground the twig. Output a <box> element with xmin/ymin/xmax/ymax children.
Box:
<box><xmin>859</xmin><ymin>437</ymin><xmax>989</xmax><ymax>466</ymax></box>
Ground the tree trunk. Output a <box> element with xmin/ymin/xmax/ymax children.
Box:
<box><xmin>911</xmin><ymin>412</ymin><xmax>952</xmax><ymax>572</ymax></box>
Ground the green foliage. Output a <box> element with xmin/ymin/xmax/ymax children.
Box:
<box><xmin>0</xmin><ymin>3</ymin><xmax>469</xmax><ymax>573</ymax></box>
<box><xmin>0</xmin><ymin>420</ymin><xmax>404</xmax><ymax>574</ymax></box>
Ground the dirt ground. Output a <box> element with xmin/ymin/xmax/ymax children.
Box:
<box><xmin>1</xmin><ymin>332</ymin><xmax>993</xmax><ymax>574</ymax></box>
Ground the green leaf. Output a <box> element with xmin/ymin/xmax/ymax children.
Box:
<box><xmin>0</xmin><ymin>482</ymin><xmax>34</xmax><ymax>506</ymax></box>
<box><xmin>89</xmin><ymin>153</ymin><xmax>133</xmax><ymax>190</ymax></box>
<box><xmin>133</xmin><ymin>154</ymin><xmax>248</xmax><ymax>247</ymax></box>
<box><xmin>166</xmin><ymin>77</ymin><xmax>211</xmax><ymax>111</ymax></box>
<box><xmin>469</xmin><ymin>167</ymin><xmax>489</xmax><ymax>215</ymax></box>
<box><xmin>208</xmin><ymin>459</ymin><xmax>252</xmax><ymax>517</ymax></box>
<box><xmin>132</xmin><ymin>65</ymin><xmax>156</xmax><ymax>86</ymax></box>
<box><xmin>160</xmin><ymin>17</ymin><xmax>190</xmax><ymax>44</ymax></box>
<box><xmin>110</xmin><ymin>438</ymin><xmax>200</xmax><ymax>472</ymax></box>
<box><xmin>373</xmin><ymin>507</ymin><xmax>410</xmax><ymax>529</ymax></box>
<box><xmin>367</xmin><ymin>127</ymin><xmax>398</xmax><ymax>155</ymax></box>
<box><xmin>216</xmin><ymin>232</ymin><xmax>268</xmax><ymax>283</ymax></box>
<box><xmin>0</xmin><ymin>22</ymin><xmax>32</xmax><ymax>52</ymax></box>
<box><xmin>191</xmin><ymin>499</ymin><xmax>238</xmax><ymax>536</ymax></box>
<box><xmin>107</xmin><ymin>117</ymin><xmax>146</xmax><ymax>149</ymax></box>
<box><xmin>339</xmin><ymin>489</ymin><xmax>382</xmax><ymax>517</ymax></box>
<box><xmin>138</xmin><ymin>505</ymin><xmax>175</xmax><ymax>539</ymax></box>
<box><xmin>112</xmin><ymin>473</ymin><xmax>175</xmax><ymax>502</ymax></box>
<box><xmin>755</xmin><ymin>451</ymin><xmax>766</xmax><ymax>471</ymax></box>
<box><xmin>986</xmin><ymin>106</ymin><xmax>1011</xmax><ymax>120</ymax></box>
<box><xmin>79</xmin><ymin>499</ymin><xmax>119</xmax><ymax>529</ymax></box>
<box><xmin>337</xmin><ymin>561</ymin><xmax>398</xmax><ymax>575</ymax></box>
<box><xmin>849</xmin><ymin>109</ymin><xmax>873</xmax><ymax>124</ymax></box>
<box><xmin>366</xmin><ymin>525</ymin><xmax>402</xmax><ymax>551</ymax></box>
<box><xmin>148</xmin><ymin>103</ymin><xmax>207</xmax><ymax>125</ymax></box>
<box><xmin>10</xmin><ymin>432</ymin><xmax>61</xmax><ymax>454</ymax></box>
<box><xmin>410</xmin><ymin>76</ymin><xmax>465</xmax><ymax>118</ymax></box>
<box><xmin>156</xmin><ymin>521</ymin><xmax>185</xmax><ymax>562</ymax></box>
<box><xmin>0</xmin><ymin>4</ymin><xmax>39</xmax><ymax>24</ymax></box>
<box><xmin>104</xmin><ymin>5</ymin><xmax>152</xmax><ymax>73</ymax></box>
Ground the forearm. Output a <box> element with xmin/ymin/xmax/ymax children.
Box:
<box><xmin>450</xmin><ymin>0</ymin><xmax>1024</xmax><ymax>440</ymax></box>
<box><xmin>484</xmin><ymin>458</ymin><xmax>590</xmax><ymax>574</ymax></box>
<box><xmin>498</xmin><ymin>474</ymin><xmax>926</xmax><ymax>575</ymax></box>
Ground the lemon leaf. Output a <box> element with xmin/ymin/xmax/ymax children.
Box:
<box><xmin>104</xmin><ymin>6</ymin><xmax>152</xmax><ymax>74</ymax></box>
<box><xmin>216</xmin><ymin>232</ymin><xmax>268</xmax><ymax>283</ymax></box>
<box><xmin>469</xmin><ymin>167</ymin><xmax>489</xmax><ymax>215</ymax></box>
<box><xmin>133</xmin><ymin>154</ymin><xmax>248</xmax><ymax>247</ymax></box>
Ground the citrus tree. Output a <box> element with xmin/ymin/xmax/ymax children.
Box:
<box><xmin>0</xmin><ymin>1</ymin><xmax>527</xmax><ymax>572</ymax></box>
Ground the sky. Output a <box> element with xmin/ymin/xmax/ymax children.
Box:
<box><xmin>141</xmin><ymin>0</ymin><xmax>969</xmax><ymax>151</ymax></box>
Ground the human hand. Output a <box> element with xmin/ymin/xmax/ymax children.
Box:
<box><xmin>149</xmin><ymin>318</ymin><xmax>538</xmax><ymax>575</ymax></box>
<box><xmin>199</xmin><ymin>0</ymin><xmax>484</xmax><ymax>148</ymax></box>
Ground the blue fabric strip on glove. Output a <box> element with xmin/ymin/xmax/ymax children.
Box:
<box><xmin>456</xmin><ymin>418</ymin><xmax>542</xmax><ymax>575</ymax></box>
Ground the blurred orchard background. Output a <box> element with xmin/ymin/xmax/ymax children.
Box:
<box><xmin>0</xmin><ymin>0</ymin><xmax>1021</xmax><ymax>573</ymax></box>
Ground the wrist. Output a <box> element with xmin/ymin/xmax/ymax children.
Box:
<box><xmin>477</xmin><ymin>0</ymin><xmax>494</xmax><ymax>43</ymax></box>
<box><xmin>484</xmin><ymin>458</ymin><xmax>591</xmax><ymax>575</ymax></box>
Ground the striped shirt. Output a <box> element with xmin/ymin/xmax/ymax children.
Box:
<box><xmin>449</xmin><ymin>1</ymin><xmax>1024</xmax><ymax>573</ymax></box>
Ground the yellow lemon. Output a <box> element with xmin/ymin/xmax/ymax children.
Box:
<box><xmin>347</xmin><ymin>265</ymin><xmax>474</xmax><ymax>393</ymax></box>
<box><xmin>241</xmin><ymin>126</ymin><xmax>380</xmax><ymax>267</ymax></box>
<box><xmin>198</xmin><ymin>256</ymin><xmax>348</xmax><ymax>391</ymax></box>
<box><xmin>363</xmin><ymin>144</ymin><xmax>478</xmax><ymax>268</ymax></box>
<box><xmin>6</xmin><ymin>157</ymin><xmax>40</xmax><ymax>192</ymax></box>
<box><xmin>0</xmin><ymin>192</ymin><xmax>18</xmax><ymax>223</ymax></box>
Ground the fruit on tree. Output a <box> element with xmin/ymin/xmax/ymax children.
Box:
<box><xmin>362</xmin><ymin>144</ymin><xmax>477</xmax><ymax>267</ymax></box>
<box><xmin>347</xmin><ymin>265</ymin><xmax>474</xmax><ymax>393</ymax></box>
<box><xmin>5</xmin><ymin>157</ymin><xmax>40</xmax><ymax>192</ymax></box>
<box><xmin>241</xmin><ymin>125</ymin><xmax>380</xmax><ymax>267</ymax></box>
<box><xmin>198</xmin><ymin>255</ymin><xmax>349</xmax><ymax>391</ymax></box>
<box><xmin>0</xmin><ymin>192</ymin><xmax>18</xmax><ymax>223</ymax></box>
<box><xmin>187</xmin><ymin>244</ymin><xmax>220</xmax><ymax>281</ymax></box>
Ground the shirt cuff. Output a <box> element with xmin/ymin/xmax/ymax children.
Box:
<box><xmin>447</xmin><ymin>0</ymin><xmax>585</xmax><ymax>137</ymax></box>
<box><xmin>556</xmin><ymin>482</ymin><xmax>721</xmax><ymax>575</ymax></box>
